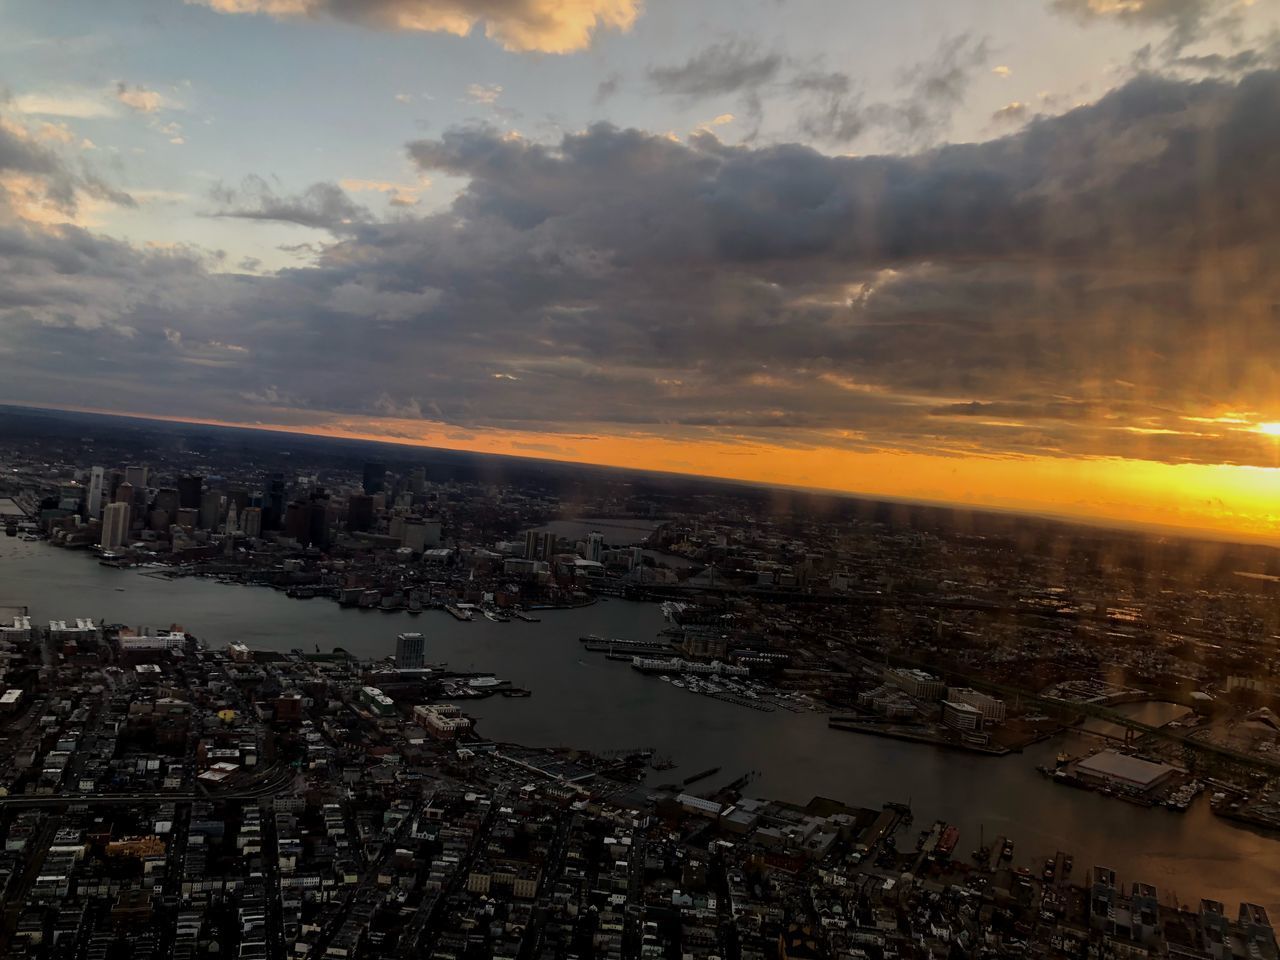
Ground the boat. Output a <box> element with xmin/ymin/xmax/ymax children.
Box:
<box><xmin>445</xmin><ymin>604</ymin><xmax>473</xmax><ymax>622</ymax></box>
<box><xmin>935</xmin><ymin>824</ymin><xmax>959</xmax><ymax>860</ymax></box>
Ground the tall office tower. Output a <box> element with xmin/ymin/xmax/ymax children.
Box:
<box><xmin>176</xmin><ymin>507</ymin><xmax>199</xmax><ymax>529</ymax></box>
<box><xmin>284</xmin><ymin>502</ymin><xmax>309</xmax><ymax>543</ymax></box>
<box><xmin>225</xmin><ymin>501</ymin><xmax>239</xmax><ymax>535</ymax></box>
<box><xmin>177</xmin><ymin>475</ymin><xmax>203</xmax><ymax>510</ymax></box>
<box><xmin>409</xmin><ymin>466</ymin><xmax>426</xmax><ymax>495</ymax></box>
<box><xmin>101</xmin><ymin>501</ymin><xmax>130</xmax><ymax>551</ymax></box>
<box><xmin>362</xmin><ymin>461</ymin><xmax>386</xmax><ymax>495</ymax></box>
<box><xmin>347</xmin><ymin>494</ymin><xmax>374</xmax><ymax>532</ymax></box>
<box><xmin>154</xmin><ymin>487</ymin><xmax>180</xmax><ymax>518</ymax></box>
<box><xmin>199</xmin><ymin>490</ymin><xmax>224</xmax><ymax>530</ymax></box>
<box><xmin>125</xmin><ymin>465</ymin><xmax>149</xmax><ymax>489</ymax></box>
<box><xmin>587</xmin><ymin>531</ymin><xmax>604</xmax><ymax>563</ymax></box>
<box><xmin>307</xmin><ymin>499</ymin><xmax>330</xmax><ymax>549</ymax></box>
<box><xmin>525</xmin><ymin>529</ymin><xmax>539</xmax><ymax>560</ymax></box>
<box><xmin>395</xmin><ymin>632</ymin><xmax>425</xmax><ymax>669</ymax></box>
<box><xmin>242</xmin><ymin>506</ymin><xmax>263</xmax><ymax>538</ymax></box>
<box><xmin>86</xmin><ymin>466</ymin><xmax>104</xmax><ymax>520</ymax></box>
<box><xmin>114</xmin><ymin>481</ymin><xmax>134</xmax><ymax>505</ymax></box>
<box><xmin>266</xmin><ymin>472</ymin><xmax>286</xmax><ymax>529</ymax></box>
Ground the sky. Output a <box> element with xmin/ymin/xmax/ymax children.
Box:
<box><xmin>2</xmin><ymin>0</ymin><xmax>1280</xmax><ymax>541</ymax></box>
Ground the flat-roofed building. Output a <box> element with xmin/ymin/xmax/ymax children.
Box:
<box><xmin>1076</xmin><ymin>750</ymin><xmax>1178</xmax><ymax>793</ymax></box>
<box><xmin>887</xmin><ymin>668</ymin><xmax>945</xmax><ymax>701</ymax></box>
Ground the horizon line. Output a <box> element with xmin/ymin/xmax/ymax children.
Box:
<box><xmin>4</xmin><ymin>399</ymin><xmax>1279</xmax><ymax>553</ymax></box>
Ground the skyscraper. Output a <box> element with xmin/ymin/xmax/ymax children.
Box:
<box><xmin>587</xmin><ymin>531</ymin><xmax>604</xmax><ymax>563</ymax></box>
<box><xmin>101</xmin><ymin>501</ymin><xmax>130</xmax><ymax>551</ymax></box>
<box><xmin>347</xmin><ymin>494</ymin><xmax>374</xmax><ymax>532</ymax></box>
<box><xmin>86</xmin><ymin>466</ymin><xmax>104</xmax><ymax>520</ymax></box>
<box><xmin>265</xmin><ymin>472</ymin><xmax>286</xmax><ymax>529</ymax></box>
<box><xmin>154</xmin><ymin>487</ymin><xmax>180</xmax><ymax>519</ymax></box>
<box><xmin>124</xmin><ymin>464</ymin><xmax>149</xmax><ymax>489</ymax></box>
<box><xmin>396</xmin><ymin>632</ymin><xmax>425</xmax><ymax>669</ymax></box>
<box><xmin>242</xmin><ymin>506</ymin><xmax>263</xmax><ymax>538</ymax></box>
<box><xmin>177</xmin><ymin>475</ymin><xmax>203</xmax><ymax>510</ymax></box>
<box><xmin>199</xmin><ymin>490</ymin><xmax>223</xmax><ymax>530</ymax></box>
<box><xmin>307</xmin><ymin>499</ymin><xmax>330</xmax><ymax>549</ymax></box>
<box><xmin>362</xmin><ymin>461</ymin><xmax>386</xmax><ymax>495</ymax></box>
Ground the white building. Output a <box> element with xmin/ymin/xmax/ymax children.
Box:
<box><xmin>49</xmin><ymin>619</ymin><xmax>102</xmax><ymax>645</ymax></box>
<box><xmin>87</xmin><ymin>467</ymin><xmax>104</xmax><ymax>520</ymax></box>
<box><xmin>941</xmin><ymin>700</ymin><xmax>983</xmax><ymax>732</ymax></box>
<box><xmin>396</xmin><ymin>632</ymin><xmax>425</xmax><ymax>670</ymax></box>
<box><xmin>0</xmin><ymin>617</ymin><xmax>34</xmax><ymax>644</ymax></box>
<box><xmin>413</xmin><ymin>704</ymin><xmax>471</xmax><ymax>740</ymax></box>
<box><xmin>118</xmin><ymin>630</ymin><xmax>186</xmax><ymax>651</ymax></box>
<box><xmin>946</xmin><ymin>687</ymin><xmax>1006</xmax><ymax>724</ymax></box>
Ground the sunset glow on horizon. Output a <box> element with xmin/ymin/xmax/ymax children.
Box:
<box><xmin>26</xmin><ymin>401</ymin><xmax>1279</xmax><ymax>545</ymax></box>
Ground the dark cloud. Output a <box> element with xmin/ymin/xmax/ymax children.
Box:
<box><xmin>0</xmin><ymin>118</ymin><xmax>79</xmax><ymax>212</ymax></box>
<box><xmin>1168</xmin><ymin>32</ymin><xmax>1280</xmax><ymax>74</ymax></box>
<box><xmin>648</xmin><ymin>40</ymin><xmax>783</xmax><ymax>97</ymax></box>
<box><xmin>4</xmin><ymin>70</ymin><xmax>1280</xmax><ymax>470</ymax></box>
<box><xmin>208</xmin><ymin>176</ymin><xmax>370</xmax><ymax>231</ymax></box>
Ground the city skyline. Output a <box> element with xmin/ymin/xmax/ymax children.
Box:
<box><xmin>3</xmin><ymin>1</ymin><xmax>1280</xmax><ymax>540</ymax></box>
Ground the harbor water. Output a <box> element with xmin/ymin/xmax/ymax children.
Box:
<box><xmin>1</xmin><ymin>538</ymin><xmax>1277</xmax><ymax>912</ymax></box>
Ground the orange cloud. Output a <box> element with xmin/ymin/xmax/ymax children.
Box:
<box><xmin>189</xmin><ymin>0</ymin><xmax>641</xmax><ymax>53</ymax></box>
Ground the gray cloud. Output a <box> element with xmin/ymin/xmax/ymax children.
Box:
<box><xmin>1052</xmin><ymin>0</ymin><xmax>1247</xmax><ymax>52</ymax></box>
<box><xmin>791</xmin><ymin>34</ymin><xmax>991</xmax><ymax>146</ymax></box>
<box><xmin>4</xmin><ymin>70</ymin><xmax>1280</xmax><ymax>470</ymax></box>
<box><xmin>0</xmin><ymin>108</ymin><xmax>135</xmax><ymax>218</ymax></box>
<box><xmin>208</xmin><ymin>176</ymin><xmax>370</xmax><ymax>231</ymax></box>
<box><xmin>594</xmin><ymin>72</ymin><xmax>623</xmax><ymax>104</ymax></box>
<box><xmin>648</xmin><ymin>40</ymin><xmax>783</xmax><ymax>98</ymax></box>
